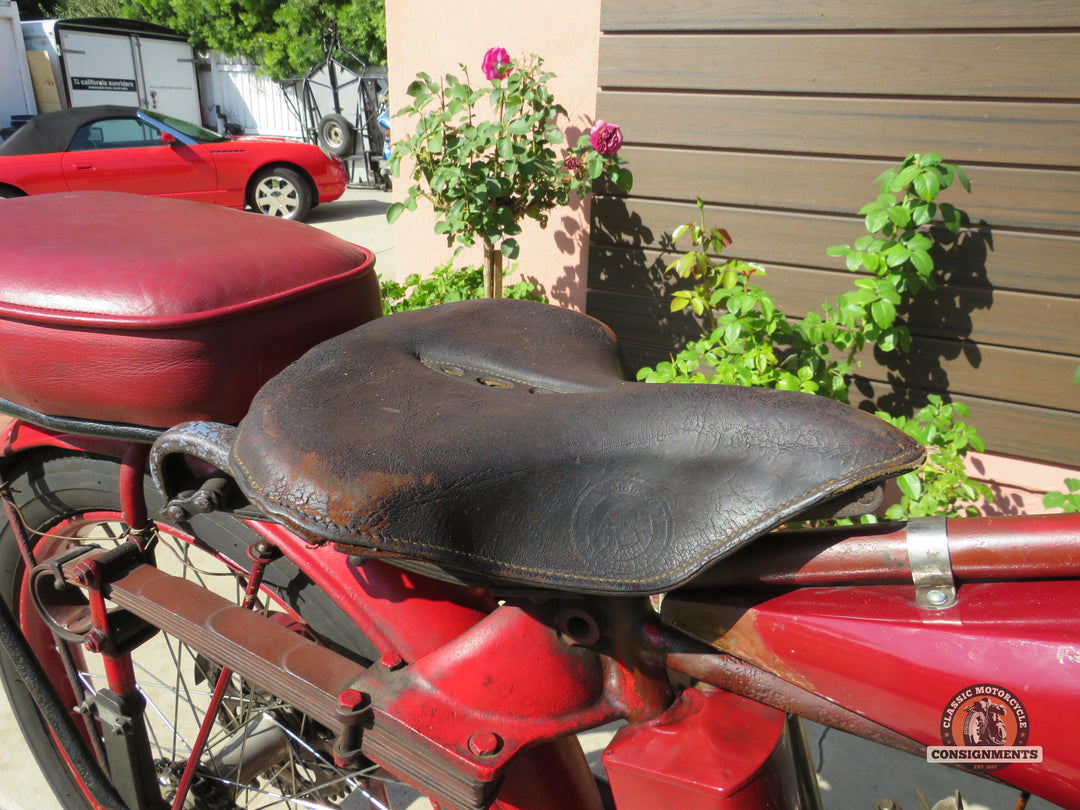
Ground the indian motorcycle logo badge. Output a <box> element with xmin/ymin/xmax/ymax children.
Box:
<box><xmin>927</xmin><ymin>683</ymin><xmax>1043</xmax><ymax>771</ymax></box>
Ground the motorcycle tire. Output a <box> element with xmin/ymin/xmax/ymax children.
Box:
<box><xmin>317</xmin><ymin>114</ymin><xmax>355</xmax><ymax>157</ymax></box>
<box><xmin>0</xmin><ymin>450</ymin><xmax>405</xmax><ymax>810</ymax></box>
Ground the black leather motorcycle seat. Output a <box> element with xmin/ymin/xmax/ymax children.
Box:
<box><xmin>228</xmin><ymin>300</ymin><xmax>925</xmax><ymax>595</ymax></box>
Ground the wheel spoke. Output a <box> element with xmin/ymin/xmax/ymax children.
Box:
<box><xmin>2</xmin><ymin>456</ymin><xmax>407</xmax><ymax>809</ymax></box>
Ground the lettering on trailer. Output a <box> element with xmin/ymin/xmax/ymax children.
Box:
<box><xmin>71</xmin><ymin>77</ymin><xmax>137</xmax><ymax>92</ymax></box>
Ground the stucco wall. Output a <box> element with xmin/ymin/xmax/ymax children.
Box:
<box><xmin>385</xmin><ymin>0</ymin><xmax>602</xmax><ymax>309</ymax></box>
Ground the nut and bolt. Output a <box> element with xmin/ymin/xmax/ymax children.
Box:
<box><xmin>468</xmin><ymin>731</ymin><xmax>502</xmax><ymax>758</ymax></box>
<box><xmin>83</xmin><ymin>630</ymin><xmax>108</xmax><ymax>653</ymax></box>
<box><xmin>379</xmin><ymin>651</ymin><xmax>404</xmax><ymax>670</ymax></box>
<box><xmin>926</xmin><ymin>588</ymin><xmax>949</xmax><ymax>606</ymax></box>
<box><xmin>164</xmin><ymin>503</ymin><xmax>188</xmax><ymax>522</ymax></box>
<box><xmin>338</xmin><ymin>688</ymin><xmax>370</xmax><ymax>715</ymax></box>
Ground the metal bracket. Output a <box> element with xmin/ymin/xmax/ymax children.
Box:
<box><xmin>907</xmin><ymin>517</ymin><xmax>957</xmax><ymax>610</ymax></box>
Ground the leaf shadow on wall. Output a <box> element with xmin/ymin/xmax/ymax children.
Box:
<box><xmin>528</xmin><ymin>125</ymin><xmax>594</xmax><ymax>308</ymax></box>
<box><xmin>584</xmin><ymin>196</ymin><xmax>722</xmax><ymax>375</ymax></box>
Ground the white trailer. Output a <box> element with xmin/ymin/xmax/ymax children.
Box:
<box><xmin>0</xmin><ymin>1</ymin><xmax>36</xmax><ymax>134</ymax></box>
<box><xmin>21</xmin><ymin>18</ymin><xmax>201</xmax><ymax>125</ymax></box>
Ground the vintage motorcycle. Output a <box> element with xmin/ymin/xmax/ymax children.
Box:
<box><xmin>0</xmin><ymin>191</ymin><xmax>1076</xmax><ymax>810</ymax></box>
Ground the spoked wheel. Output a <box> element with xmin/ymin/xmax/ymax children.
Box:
<box><xmin>248</xmin><ymin>168</ymin><xmax>311</xmax><ymax>221</ymax></box>
<box><xmin>0</xmin><ymin>452</ymin><xmax>417</xmax><ymax>809</ymax></box>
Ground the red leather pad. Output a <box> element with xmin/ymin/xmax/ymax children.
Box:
<box><xmin>0</xmin><ymin>191</ymin><xmax>381</xmax><ymax>427</ymax></box>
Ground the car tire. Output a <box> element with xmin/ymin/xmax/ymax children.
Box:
<box><xmin>249</xmin><ymin>167</ymin><xmax>312</xmax><ymax>221</ymax></box>
<box><xmin>0</xmin><ymin>186</ymin><xmax>25</xmax><ymax>199</ymax></box>
<box><xmin>317</xmin><ymin>113</ymin><xmax>354</xmax><ymax>157</ymax></box>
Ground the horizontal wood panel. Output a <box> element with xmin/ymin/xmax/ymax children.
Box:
<box><xmin>602</xmin><ymin>0</ymin><xmax>1080</xmax><ymax>31</ymax></box>
<box><xmin>597</xmin><ymin>92</ymin><xmax>1080</xmax><ymax>168</ymax></box>
<box><xmin>585</xmin><ymin>272</ymin><xmax>1080</xmax><ymax>359</ymax></box>
<box><xmin>599</xmin><ymin>34</ymin><xmax>1080</xmax><ymax>99</ymax></box>
<box><xmin>852</xmin><ymin>378</ymin><xmax>1080</xmax><ymax>468</ymax></box>
<box><xmin>600</xmin><ymin>325</ymin><xmax>1080</xmax><ymax>467</ymax></box>
<box><xmin>617</xmin><ymin>147</ymin><xmax>1080</xmax><ymax>233</ymax></box>
<box><xmin>615</xmin><ymin>331</ymin><xmax>1078</xmax><ymax>424</ymax></box>
<box><xmin>589</xmin><ymin>199</ymin><xmax>1080</xmax><ymax>297</ymax></box>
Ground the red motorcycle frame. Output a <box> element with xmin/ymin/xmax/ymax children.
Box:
<box><xmin>3</xmin><ymin>416</ymin><xmax>1079</xmax><ymax>810</ymax></box>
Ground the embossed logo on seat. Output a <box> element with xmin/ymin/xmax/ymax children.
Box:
<box><xmin>571</xmin><ymin>475</ymin><xmax>673</xmax><ymax>572</ymax></box>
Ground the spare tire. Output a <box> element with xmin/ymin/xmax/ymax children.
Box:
<box><xmin>318</xmin><ymin>113</ymin><xmax>354</xmax><ymax>156</ymax></box>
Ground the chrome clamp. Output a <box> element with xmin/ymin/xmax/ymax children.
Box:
<box><xmin>907</xmin><ymin>517</ymin><xmax>957</xmax><ymax>610</ymax></box>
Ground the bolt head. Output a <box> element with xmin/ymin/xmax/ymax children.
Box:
<box><xmin>926</xmin><ymin>588</ymin><xmax>948</xmax><ymax>605</ymax></box>
<box><xmin>468</xmin><ymin>730</ymin><xmax>502</xmax><ymax>757</ymax></box>
<box><xmin>379</xmin><ymin>651</ymin><xmax>404</xmax><ymax>670</ymax></box>
<box><xmin>338</xmin><ymin>688</ymin><xmax>369</xmax><ymax>714</ymax></box>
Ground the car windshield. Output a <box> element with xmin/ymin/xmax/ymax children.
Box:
<box><xmin>140</xmin><ymin>110</ymin><xmax>229</xmax><ymax>144</ymax></box>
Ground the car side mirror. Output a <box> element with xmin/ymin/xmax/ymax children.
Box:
<box><xmin>160</xmin><ymin>132</ymin><xmax>178</xmax><ymax>145</ymax></box>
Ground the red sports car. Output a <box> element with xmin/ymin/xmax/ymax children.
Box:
<box><xmin>0</xmin><ymin>105</ymin><xmax>347</xmax><ymax>220</ymax></box>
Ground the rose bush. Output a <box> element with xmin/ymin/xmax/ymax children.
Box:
<box><xmin>388</xmin><ymin>49</ymin><xmax>632</xmax><ymax>297</ymax></box>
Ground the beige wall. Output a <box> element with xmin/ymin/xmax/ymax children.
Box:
<box><xmin>385</xmin><ymin>1</ymin><xmax>603</xmax><ymax>309</ymax></box>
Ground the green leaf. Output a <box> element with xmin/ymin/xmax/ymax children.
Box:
<box><xmin>501</xmin><ymin>238</ymin><xmax>520</xmax><ymax>260</ymax></box>
<box><xmin>386</xmin><ymin>202</ymin><xmax>407</xmax><ymax>224</ymax></box>
<box><xmin>891</xmin><ymin>164</ymin><xmax>921</xmax><ymax>192</ymax></box>
<box><xmin>865</xmin><ymin>209</ymin><xmax>891</xmax><ymax>233</ymax></box>
<box><xmin>887</xmin><ymin>206</ymin><xmax>912</xmax><ymax>228</ymax></box>
<box><xmin>898</xmin><ymin>472</ymin><xmax>923</xmax><ymax>500</ymax></box>
<box><xmin>910</xmin><ymin>249</ymin><xmax>934</xmax><ymax>276</ymax></box>
<box><xmin>913</xmin><ymin>170</ymin><xmax>941</xmax><ymax>202</ymax></box>
<box><xmin>871</xmin><ymin>299</ymin><xmax>896</xmax><ymax>328</ymax></box>
<box><xmin>956</xmin><ymin>166</ymin><xmax>972</xmax><ymax>192</ymax></box>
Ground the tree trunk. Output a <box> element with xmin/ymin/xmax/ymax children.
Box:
<box><xmin>483</xmin><ymin>241</ymin><xmax>504</xmax><ymax>299</ymax></box>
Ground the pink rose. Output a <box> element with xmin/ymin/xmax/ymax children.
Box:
<box><xmin>589</xmin><ymin>120</ymin><xmax>623</xmax><ymax>156</ymax></box>
<box><xmin>482</xmin><ymin>47</ymin><xmax>512</xmax><ymax>80</ymax></box>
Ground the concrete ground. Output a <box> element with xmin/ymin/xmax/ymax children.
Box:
<box><xmin>304</xmin><ymin>184</ymin><xmax>398</xmax><ymax>282</ymax></box>
<box><xmin>0</xmin><ymin>187</ymin><xmax>1059</xmax><ymax>810</ymax></box>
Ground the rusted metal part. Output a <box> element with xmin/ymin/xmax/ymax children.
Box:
<box><xmin>169</xmin><ymin>540</ymin><xmax>281</xmax><ymax>810</ymax></box>
<box><xmin>592</xmin><ymin>597</ymin><xmax>673</xmax><ymax>723</ymax></box>
<box><xmin>103</xmin><ymin>562</ymin><xmax>365</xmax><ymax>730</ymax></box>
<box><xmin>0</xmin><ymin>476</ymin><xmax>36</xmax><ymax>568</ymax></box>
<box><xmin>349</xmin><ymin>600</ymin><xmax>619</xmax><ymax>808</ymax></box>
<box><xmin>686</xmin><ymin>513</ymin><xmax>1080</xmax><ymax>589</ymax></box>
<box><xmin>650</xmin><ymin>624</ymin><xmax>927</xmax><ymax>758</ymax></box>
<box><xmin>79</xmin><ymin>557</ymin><xmax>615</xmax><ymax>810</ymax></box>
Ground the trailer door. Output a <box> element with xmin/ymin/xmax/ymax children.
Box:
<box><xmin>57</xmin><ymin>29</ymin><xmax>141</xmax><ymax>108</ymax></box>
<box><xmin>133</xmin><ymin>37</ymin><xmax>200</xmax><ymax>123</ymax></box>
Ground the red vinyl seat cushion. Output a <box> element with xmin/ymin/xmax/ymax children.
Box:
<box><xmin>0</xmin><ymin>191</ymin><xmax>381</xmax><ymax>428</ymax></box>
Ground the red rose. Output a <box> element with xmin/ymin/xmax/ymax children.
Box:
<box><xmin>589</xmin><ymin>121</ymin><xmax>623</xmax><ymax>156</ymax></box>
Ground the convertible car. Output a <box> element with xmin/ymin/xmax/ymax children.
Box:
<box><xmin>0</xmin><ymin>106</ymin><xmax>347</xmax><ymax>220</ymax></box>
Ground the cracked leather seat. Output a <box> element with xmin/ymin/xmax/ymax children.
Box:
<box><xmin>222</xmin><ymin>299</ymin><xmax>924</xmax><ymax>595</ymax></box>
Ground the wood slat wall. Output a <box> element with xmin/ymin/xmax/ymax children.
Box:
<box><xmin>589</xmin><ymin>0</ymin><xmax>1080</xmax><ymax>466</ymax></box>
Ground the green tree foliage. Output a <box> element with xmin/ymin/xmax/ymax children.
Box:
<box><xmin>118</xmin><ymin>0</ymin><xmax>386</xmax><ymax>80</ymax></box>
